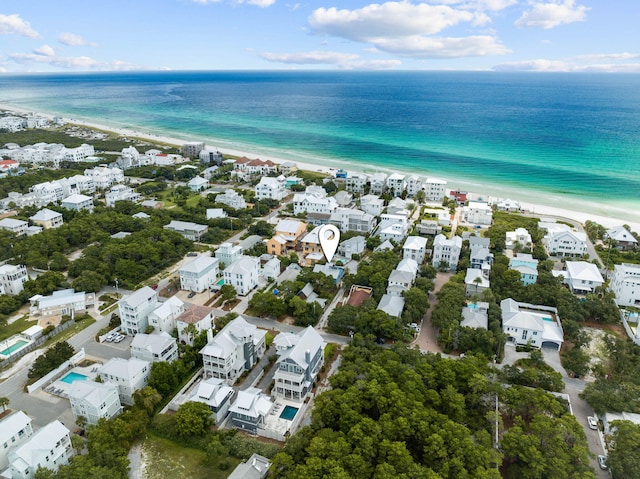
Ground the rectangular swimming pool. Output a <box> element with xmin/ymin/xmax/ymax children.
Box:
<box><xmin>60</xmin><ymin>371</ymin><xmax>88</xmax><ymax>384</ymax></box>
<box><xmin>279</xmin><ymin>405</ymin><xmax>299</xmax><ymax>421</ymax></box>
<box><xmin>0</xmin><ymin>340</ymin><xmax>28</xmax><ymax>356</ymax></box>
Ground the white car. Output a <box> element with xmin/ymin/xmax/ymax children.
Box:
<box><xmin>409</xmin><ymin>323</ymin><xmax>421</xmax><ymax>333</ymax></box>
<box><xmin>113</xmin><ymin>334</ymin><xmax>125</xmax><ymax>343</ymax></box>
<box><xmin>587</xmin><ymin>416</ymin><xmax>598</xmax><ymax>430</ymax></box>
<box><xmin>597</xmin><ymin>455</ymin><xmax>607</xmax><ymax>470</ymax></box>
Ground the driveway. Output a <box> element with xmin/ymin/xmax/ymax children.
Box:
<box><xmin>412</xmin><ymin>272</ymin><xmax>451</xmax><ymax>353</ymax></box>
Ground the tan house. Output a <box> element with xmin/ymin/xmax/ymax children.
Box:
<box><xmin>267</xmin><ymin>219</ymin><xmax>307</xmax><ymax>256</ymax></box>
<box><xmin>300</xmin><ymin>226</ymin><xmax>324</xmax><ymax>266</ymax></box>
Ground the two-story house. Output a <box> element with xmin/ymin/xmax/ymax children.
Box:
<box><xmin>215</xmin><ymin>189</ymin><xmax>247</xmax><ymax>210</ymax></box>
<box><xmin>555</xmin><ymin>261</ymin><xmax>604</xmax><ymax>294</ymax></box>
<box><xmin>540</xmin><ymin>222</ymin><xmax>587</xmax><ymax>257</ymax></box>
<box><xmin>501</xmin><ymin>298</ymin><xmax>563</xmax><ymax>350</ymax></box>
<box><xmin>509</xmin><ymin>253</ymin><xmax>539</xmax><ymax>285</ymax></box>
<box><xmin>215</xmin><ymin>242</ymin><xmax>243</xmax><ymax>267</ymax></box>
<box><xmin>190</xmin><ymin>377</ymin><xmax>235</xmax><ymax>424</ymax></box>
<box><xmin>176</xmin><ymin>305</ymin><xmax>215</xmax><ymax>346</ymax></box>
<box><xmin>29</xmin><ymin>208</ymin><xmax>63</xmax><ymax>229</ymax></box>
<box><xmin>229</xmin><ymin>388</ymin><xmax>274</xmax><ymax>434</ymax></box>
<box><xmin>68</xmin><ymin>381</ymin><xmax>122</xmax><ymax>425</ymax></box>
<box><xmin>130</xmin><ymin>332</ymin><xmax>178</xmax><ymax>363</ymax></box>
<box><xmin>0</xmin><ymin>218</ymin><xmax>28</xmax><ymax>237</ymax></box>
<box><xmin>266</xmin><ymin>219</ymin><xmax>307</xmax><ymax>257</ymax></box>
<box><xmin>163</xmin><ymin>220</ymin><xmax>208</xmax><ymax>242</ymax></box>
<box><xmin>506</xmin><ymin>227</ymin><xmax>533</xmax><ymax>250</ymax></box>
<box><xmin>0</xmin><ymin>412</ymin><xmax>33</xmax><ymax>470</ymax></box>
<box><xmin>147</xmin><ymin>296</ymin><xmax>185</xmax><ymax>335</ymax></box>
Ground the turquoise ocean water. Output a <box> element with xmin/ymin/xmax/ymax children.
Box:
<box><xmin>1</xmin><ymin>71</ymin><xmax>639</xmax><ymax>222</ymax></box>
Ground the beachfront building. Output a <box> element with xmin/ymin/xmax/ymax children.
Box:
<box><xmin>163</xmin><ymin>220</ymin><xmax>208</xmax><ymax>241</ymax></box>
<box><xmin>118</xmin><ymin>286</ymin><xmax>159</xmax><ymax>336</ymax></box>
<box><xmin>609</xmin><ymin>263</ymin><xmax>640</xmax><ymax>306</ymax></box>
<box><xmin>606</xmin><ymin>225</ymin><xmax>638</xmax><ymax>250</ymax></box>
<box><xmin>540</xmin><ymin>222</ymin><xmax>587</xmax><ymax>257</ymax></box>
<box><xmin>432</xmin><ymin>234</ymin><xmax>462</xmax><ymax>271</ymax></box>
<box><xmin>424</xmin><ymin>178</ymin><xmax>447</xmax><ymax>202</ymax></box>
<box><xmin>215</xmin><ymin>242</ymin><xmax>243</xmax><ymax>267</ymax></box>
<box><xmin>0</xmin><ymin>411</ymin><xmax>33</xmax><ymax>470</ymax></box>
<box><xmin>200</xmin><ymin>316</ymin><xmax>267</xmax><ymax>384</ymax></box>
<box><xmin>215</xmin><ymin>189</ymin><xmax>246</xmax><ymax>210</ymax></box>
<box><xmin>273</xmin><ymin>326</ymin><xmax>324</xmax><ymax>402</ymax></box>
<box><xmin>0</xmin><ymin>264</ymin><xmax>28</xmax><ymax>296</ymax></box>
<box><xmin>68</xmin><ymin>381</ymin><xmax>122</xmax><ymax>426</ymax></box>
<box><xmin>1</xmin><ymin>420</ymin><xmax>72</xmax><ymax>479</ymax></box>
<box><xmin>369</xmin><ymin>173</ymin><xmax>388</xmax><ymax>195</ymax></box>
<box><xmin>61</xmin><ymin>194</ymin><xmax>93</xmax><ymax>212</ymax></box>
<box><xmin>176</xmin><ymin>305</ymin><xmax>215</xmax><ymax>346</ymax></box>
<box><xmin>501</xmin><ymin>298</ymin><xmax>564</xmax><ymax>350</ymax></box>
<box><xmin>509</xmin><ymin>254</ymin><xmax>539</xmax><ymax>285</ymax></box>
<box><xmin>180</xmin><ymin>255</ymin><xmax>219</xmax><ymax>293</ymax></box>
<box><xmin>84</xmin><ymin>166</ymin><xmax>124</xmax><ymax>189</ymax></box>
<box><xmin>338</xmin><ymin>236</ymin><xmax>366</xmax><ymax>259</ymax></box>
<box><xmin>229</xmin><ymin>388</ymin><xmax>274</xmax><ymax>434</ymax></box>
<box><xmin>461</xmin><ymin>302</ymin><xmax>489</xmax><ymax>330</ymax></box>
<box><xmin>131</xmin><ymin>332</ymin><xmax>178</xmax><ymax>363</ymax></box>
<box><xmin>300</xmin><ymin>226</ymin><xmax>325</xmax><ymax>266</ymax></box>
<box><xmin>98</xmin><ymin>358</ymin><xmax>151</xmax><ymax>406</ymax></box>
<box><xmin>386</xmin><ymin>173</ymin><xmax>406</xmax><ymax>196</ymax></box>
<box><xmin>255</xmin><ymin>176</ymin><xmax>286</xmax><ymax>201</ymax></box>
<box><xmin>105</xmin><ymin>184</ymin><xmax>141</xmax><ymax>207</ymax></box>
<box><xmin>223</xmin><ymin>256</ymin><xmax>259</xmax><ymax>296</ymax></box>
<box><xmin>190</xmin><ymin>377</ymin><xmax>235</xmax><ymax>424</ymax></box>
<box><xmin>465</xmin><ymin>268</ymin><xmax>490</xmax><ymax>297</ymax></box>
<box><xmin>404</xmin><ymin>175</ymin><xmax>422</xmax><ymax>197</ymax></box>
<box><xmin>555</xmin><ymin>261</ymin><xmax>604</xmax><ymax>294</ymax></box>
<box><xmin>345</xmin><ymin>173</ymin><xmax>369</xmax><ymax>194</ymax></box>
<box><xmin>359</xmin><ymin>194</ymin><xmax>384</xmax><ymax>217</ymax></box>
<box><xmin>463</xmin><ymin>201</ymin><xmax>493</xmax><ymax>226</ymax></box>
<box><xmin>403</xmin><ymin>236</ymin><xmax>428</xmax><ymax>264</ymax></box>
<box><xmin>328</xmin><ymin>208</ymin><xmax>376</xmax><ymax>234</ymax></box>
<box><xmin>0</xmin><ymin>218</ymin><xmax>28</xmax><ymax>237</ymax></box>
<box><xmin>29</xmin><ymin>289</ymin><xmax>94</xmax><ymax>319</ymax></box>
<box><xmin>496</xmin><ymin>198</ymin><xmax>521</xmax><ymax>212</ymax></box>
<box><xmin>182</xmin><ymin>141</ymin><xmax>205</xmax><ymax>158</ymax></box>
<box><xmin>199</xmin><ymin>149</ymin><xmax>223</xmax><ymax>166</ymax></box>
<box><xmin>506</xmin><ymin>227</ymin><xmax>533</xmax><ymax>250</ymax></box>
<box><xmin>147</xmin><ymin>296</ymin><xmax>185</xmax><ymax>335</ymax></box>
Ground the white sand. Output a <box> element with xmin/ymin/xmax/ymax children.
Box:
<box><xmin>2</xmin><ymin>103</ymin><xmax>638</xmax><ymax>232</ymax></box>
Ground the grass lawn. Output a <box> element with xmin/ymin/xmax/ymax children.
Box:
<box><xmin>142</xmin><ymin>433</ymin><xmax>241</xmax><ymax>479</ymax></box>
<box><xmin>0</xmin><ymin>315</ymin><xmax>38</xmax><ymax>342</ymax></box>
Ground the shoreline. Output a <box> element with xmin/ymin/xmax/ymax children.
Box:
<box><xmin>2</xmin><ymin>102</ymin><xmax>638</xmax><ymax>232</ymax></box>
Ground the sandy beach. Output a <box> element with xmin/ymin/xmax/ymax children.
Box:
<box><xmin>2</xmin><ymin>103</ymin><xmax>638</xmax><ymax>232</ymax></box>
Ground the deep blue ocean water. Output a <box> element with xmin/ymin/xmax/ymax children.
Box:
<box><xmin>1</xmin><ymin>71</ymin><xmax>639</xmax><ymax>220</ymax></box>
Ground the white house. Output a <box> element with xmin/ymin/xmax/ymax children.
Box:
<box><xmin>465</xmin><ymin>268</ymin><xmax>490</xmax><ymax>297</ymax></box>
<box><xmin>0</xmin><ymin>218</ymin><xmax>28</xmax><ymax>236</ymax></box>
<box><xmin>0</xmin><ymin>264</ymin><xmax>28</xmax><ymax>296</ymax></box>
<box><xmin>68</xmin><ymin>381</ymin><xmax>122</xmax><ymax>425</ymax></box>
<box><xmin>606</xmin><ymin>225</ymin><xmax>638</xmax><ymax>251</ymax></box>
<box><xmin>259</xmin><ymin>254</ymin><xmax>281</xmax><ymax>281</ymax></box>
<box><xmin>200</xmin><ymin>316</ymin><xmax>267</xmax><ymax>384</ymax></box>
<box><xmin>424</xmin><ymin>178</ymin><xmax>447</xmax><ymax>202</ymax></box>
<box><xmin>163</xmin><ymin>220</ymin><xmax>208</xmax><ymax>241</ymax></box>
<box><xmin>377</xmin><ymin>213</ymin><xmax>409</xmax><ymax>243</ymax></box>
<box><xmin>387</xmin><ymin>173</ymin><xmax>406</xmax><ymax>196</ymax></box>
<box><xmin>215</xmin><ymin>242</ymin><xmax>243</xmax><ymax>267</ymax></box>
<box><xmin>293</xmin><ymin>191</ymin><xmax>338</xmax><ymax>216</ymax></box>
<box><xmin>148</xmin><ymin>296</ymin><xmax>185</xmax><ymax>335</ymax></box>
<box><xmin>509</xmin><ymin>253</ymin><xmax>539</xmax><ymax>285</ymax></box>
<box><xmin>131</xmin><ymin>332</ymin><xmax>178</xmax><ymax>363</ymax></box>
<box><xmin>29</xmin><ymin>208</ymin><xmax>63</xmax><ymax>229</ymax></box>
<box><xmin>0</xmin><ymin>412</ymin><xmax>33</xmax><ymax>470</ymax></box>
<box><xmin>609</xmin><ymin>263</ymin><xmax>640</xmax><ymax>307</ymax></box>
<box><xmin>175</xmin><ymin>305</ymin><xmax>215</xmax><ymax>346</ymax></box>
<box><xmin>405</xmin><ymin>175</ymin><xmax>422</xmax><ymax>197</ymax></box>
<box><xmin>206</xmin><ymin>208</ymin><xmax>227</xmax><ymax>220</ymax></box>
<box><xmin>464</xmin><ymin>201</ymin><xmax>493</xmax><ymax>226</ymax></box>
<box><xmin>338</xmin><ymin>236</ymin><xmax>366</xmax><ymax>259</ymax></box>
<box><xmin>190</xmin><ymin>377</ymin><xmax>235</xmax><ymax>424</ymax></box>
<box><xmin>329</xmin><ymin>208</ymin><xmax>376</xmax><ymax>234</ymax></box>
<box><xmin>461</xmin><ymin>302</ymin><xmax>489</xmax><ymax>330</ymax></box>
<box><xmin>61</xmin><ymin>193</ymin><xmax>93</xmax><ymax>212</ymax></box>
<box><xmin>1</xmin><ymin>420</ymin><xmax>72</xmax><ymax>479</ymax></box>
<box><xmin>255</xmin><ymin>176</ymin><xmax>286</xmax><ymax>201</ymax></box>
<box><xmin>377</xmin><ymin>294</ymin><xmax>405</xmax><ymax>318</ymax></box>
<box><xmin>84</xmin><ymin>166</ymin><xmax>124</xmax><ymax>189</ymax></box>
<box><xmin>345</xmin><ymin>173</ymin><xmax>369</xmax><ymax>194</ymax></box>
<box><xmin>496</xmin><ymin>198</ymin><xmax>521</xmax><ymax>212</ymax></box>
<box><xmin>180</xmin><ymin>255</ymin><xmax>219</xmax><ymax>293</ymax></box>
<box><xmin>29</xmin><ymin>289</ymin><xmax>93</xmax><ymax>319</ymax></box>
<box><xmin>432</xmin><ymin>235</ymin><xmax>462</xmax><ymax>271</ymax></box>
<box><xmin>359</xmin><ymin>195</ymin><xmax>384</xmax><ymax>217</ymax></box>
<box><xmin>501</xmin><ymin>298</ymin><xmax>563</xmax><ymax>350</ymax></box>
<box><xmin>215</xmin><ymin>189</ymin><xmax>246</xmax><ymax>210</ymax></box>
<box><xmin>105</xmin><ymin>184</ymin><xmax>141</xmax><ymax>207</ymax></box>
<box><xmin>541</xmin><ymin>223</ymin><xmax>587</xmax><ymax>257</ymax></box>
<box><xmin>369</xmin><ymin>173</ymin><xmax>388</xmax><ymax>195</ymax></box>
<box><xmin>98</xmin><ymin>357</ymin><xmax>151</xmax><ymax>406</ymax></box>
<box><xmin>557</xmin><ymin>261</ymin><xmax>604</xmax><ymax>294</ymax></box>
<box><xmin>224</xmin><ymin>256</ymin><xmax>259</xmax><ymax>296</ymax></box>
<box><xmin>187</xmin><ymin>176</ymin><xmax>208</xmax><ymax>192</ymax></box>
<box><xmin>273</xmin><ymin>326</ymin><xmax>324</xmax><ymax>402</ymax></box>
<box><xmin>118</xmin><ymin>286</ymin><xmax>159</xmax><ymax>335</ymax></box>
<box><xmin>403</xmin><ymin>236</ymin><xmax>428</xmax><ymax>264</ymax></box>
<box><xmin>506</xmin><ymin>228</ymin><xmax>533</xmax><ymax>250</ymax></box>
<box><xmin>229</xmin><ymin>388</ymin><xmax>273</xmax><ymax>434</ymax></box>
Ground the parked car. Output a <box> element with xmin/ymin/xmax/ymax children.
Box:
<box><xmin>587</xmin><ymin>416</ymin><xmax>598</xmax><ymax>430</ymax></box>
<box><xmin>597</xmin><ymin>455</ymin><xmax>607</xmax><ymax>470</ymax></box>
<box><xmin>151</xmin><ymin>284</ymin><xmax>159</xmax><ymax>290</ymax></box>
<box><xmin>187</xmin><ymin>252</ymin><xmax>198</xmax><ymax>257</ymax></box>
<box><xmin>113</xmin><ymin>334</ymin><xmax>125</xmax><ymax>343</ymax></box>
<box><xmin>188</xmin><ymin>291</ymin><xmax>196</xmax><ymax>298</ymax></box>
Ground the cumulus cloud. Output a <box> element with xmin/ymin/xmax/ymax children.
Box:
<box><xmin>8</xmin><ymin>51</ymin><xmax>169</xmax><ymax>71</ymax></box>
<box><xmin>375</xmin><ymin>35</ymin><xmax>510</xmax><ymax>58</ymax></box>
<box><xmin>34</xmin><ymin>45</ymin><xmax>55</xmax><ymax>57</ymax></box>
<box><xmin>0</xmin><ymin>13</ymin><xmax>39</xmax><ymax>38</ymax></box>
<box><xmin>515</xmin><ymin>0</ymin><xmax>589</xmax><ymax>29</ymax></box>
<box><xmin>58</xmin><ymin>32</ymin><xmax>96</xmax><ymax>46</ymax></box>
<box><xmin>261</xmin><ymin>50</ymin><xmax>401</xmax><ymax>69</ymax></box>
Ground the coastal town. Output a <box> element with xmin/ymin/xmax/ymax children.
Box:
<box><xmin>1</xmin><ymin>111</ymin><xmax>639</xmax><ymax>479</ymax></box>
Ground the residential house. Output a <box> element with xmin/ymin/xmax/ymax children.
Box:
<box><xmin>328</xmin><ymin>208</ymin><xmax>375</xmax><ymax>234</ymax></box>
<box><xmin>132</xmin><ymin>212</ymin><xmax>151</xmax><ymax>220</ymax></box>
<box><xmin>496</xmin><ymin>198</ymin><xmax>521</xmax><ymax>212</ymax></box>
<box><xmin>147</xmin><ymin>296</ymin><xmax>185</xmax><ymax>335</ymax></box>
<box><xmin>387</xmin><ymin>173</ymin><xmax>406</xmax><ymax>196</ymax></box>
<box><xmin>465</xmin><ymin>268</ymin><xmax>490</xmax><ymax>297</ymax></box>
<box><xmin>273</xmin><ymin>326</ymin><xmax>324</xmax><ymax>402</ymax></box>
<box><xmin>299</xmin><ymin>226</ymin><xmax>324</xmax><ymax>266</ymax></box>
<box><xmin>601</xmin><ymin>412</ymin><xmax>640</xmax><ymax>435</ymax></box>
<box><xmin>333</xmin><ymin>190</ymin><xmax>353</xmax><ymax>207</ymax></box>
<box><xmin>58</xmin><ymin>175</ymin><xmax>95</xmax><ymax>197</ymax></box>
<box><xmin>501</xmin><ymin>298</ymin><xmax>563</xmax><ymax>350</ymax></box>
<box><xmin>377</xmin><ymin>294</ymin><xmax>405</xmax><ymax>318</ymax></box>
<box><xmin>610</xmin><ymin>263</ymin><xmax>640</xmax><ymax>306</ymax></box>
<box><xmin>131</xmin><ymin>332</ymin><xmax>178</xmax><ymax>363</ymax></box>
<box><xmin>0</xmin><ymin>159</ymin><xmax>20</xmax><ymax>174</ymax></box>
<box><xmin>61</xmin><ymin>194</ymin><xmax>93</xmax><ymax>212</ymax></box>
<box><xmin>0</xmin><ymin>264</ymin><xmax>28</xmax><ymax>296</ymax></box>
<box><xmin>403</xmin><ymin>236</ymin><xmax>428</xmax><ymax>264</ymax></box>
<box><xmin>461</xmin><ymin>302</ymin><xmax>489</xmax><ymax>329</ymax></box>
<box><xmin>1</xmin><ymin>421</ymin><xmax>72</xmax><ymax>479</ymax></box>
<box><xmin>105</xmin><ymin>184</ymin><xmax>141</xmax><ymax>207</ymax></box>
<box><xmin>202</xmin><ymin>166</ymin><xmax>220</xmax><ymax>179</ymax></box>
<box><xmin>416</xmin><ymin>220</ymin><xmax>442</xmax><ymax>236</ymax></box>
<box><xmin>255</xmin><ymin>176</ymin><xmax>286</xmax><ymax>201</ymax></box>
<box><xmin>293</xmin><ymin>191</ymin><xmax>338</xmax><ymax>216</ymax></box>
<box><xmin>279</xmin><ymin>161</ymin><xmax>297</xmax><ymax>175</ymax></box>
<box><xmin>338</xmin><ymin>236</ymin><xmax>365</xmax><ymax>259</ymax></box>
<box><xmin>506</xmin><ymin>228</ymin><xmax>533</xmax><ymax>250</ymax></box>
<box><xmin>180</xmin><ymin>255</ymin><xmax>219</xmax><ymax>293</ymax></box>
<box><xmin>199</xmin><ymin>149</ymin><xmax>223</xmax><ymax>165</ymax></box>
<box><xmin>215</xmin><ymin>189</ymin><xmax>247</xmax><ymax>210</ymax></box>
<box><xmin>377</xmin><ymin>213</ymin><xmax>409</xmax><ymax>243</ymax></box>
<box><xmin>29</xmin><ymin>289</ymin><xmax>93</xmax><ymax>319</ymax></box>
<box><xmin>182</xmin><ymin>141</ymin><xmax>205</xmax><ymax>158</ymax></box>
<box><xmin>0</xmin><ymin>412</ymin><xmax>33</xmax><ymax>469</ymax></box>
<box><xmin>206</xmin><ymin>208</ymin><xmax>227</xmax><ymax>220</ymax></box>
<box><xmin>187</xmin><ymin>176</ymin><xmax>208</xmax><ymax>192</ymax></box>
<box><xmin>556</xmin><ymin>261</ymin><xmax>604</xmax><ymax>294</ymax></box>
<box><xmin>359</xmin><ymin>194</ymin><xmax>384</xmax><ymax>217</ymax></box>
<box><xmin>424</xmin><ymin>178</ymin><xmax>447</xmax><ymax>202</ymax></box>
<box><xmin>464</xmin><ymin>201</ymin><xmax>493</xmax><ymax>225</ymax></box>
<box><xmin>345</xmin><ymin>173</ymin><xmax>369</xmax><ymax>194</ymax></box>
<box><xmin>432</xmin><ymin>235</ymin><xmax>462</xmax><ymax>270</ymax></box>
<box><xmin>163</xmin><ymin>220</ymin><xmax>208</xmax><ymax>241</ymax></box>
<box><xmin>190</xmin><ymin>377</ymin><xmax>235</xmax><ymax>424</ymax></box>
<box><xmin>215</xmin><ymin>242</ymin><xmax>243</xmax><ymax>267</ymax></box>
<box><xmin>0</xmin><ymin>218</ymin><xmax>28</xmax><ymax>236</ymax></box>
<box><xmin>449</xmin><ymin>190</ymin><xmax>467</xmax><ymax>205</ymax></box>
<box><xmin>98</xmin><ymin>357</ymin><xmax>151</xmax><ymax>405</ymax></box>
<box><xmin>245</xmin><ymin>159</ymin><xmax>278</xmax><ymax>176</ymax></box>
<box><xmin>266</xmin><ymin>220</ymin><xmax>307</xmax><ymax>256</ymax></box>
<box><xmin>606</xmin><ymin>225</ymin><xmax>638</xmax><ymax>251</ymax></box>
<box><xmin>313</xmin><ymin>263</ymin><xmax>345</xmax><ymax>284</ymax></box>
<box><xmin>259</xmin><ymin>254</ymin><xmax>281</xmax><ymax>280</ymax></box>
<box><xmin>470</xmin><ymin>245</ymin><xmax>493</xmax><ymax>270</ymax></box>
<box><xmin>63</xmin><ymin>144</ymin><xmax>95</xmax><ymax>162</ymax></box>
<box><xmin>227</xmin><ymin>454</ymin><xmax>271</xmax><ymax>479</ymax></box>
<box><xmin>83</xmin><ymin>166</ymin><xmax>124</xmax><ymax>189</ymax></box>
<box><xmin>29</xmin><ymin>208</ymin><xmax>63</xmax><ymax>229</ymax></box>
<box><xmin>176</xmin><ymin>305</ymin><xmax>215</xmax><ymax>346</ymax></box>
<box><xmin>509</xmin><ymin>254</ymin><xmax>539</xmax><ymax>285</ymax></box>
<box><xmin>229</xmin><ymin>388</ymin><xmax>273</xmax><ymax>434</ymax></box>
<box><xmin>224</xmin><ymin>256</ymin><xmax>259</xmax><ymax>296</ymax></box>
<box><xmin>540</xmin><ymin>223</ymin><xmax>587</xmax><ymax>257</ymax></box>
<box><xmin>68</xmin><ymin>381</ymin><xmax>122</xmax><ymax>425</ymax></box>
<box><xmin>404</xmin><ymin>175</ymin><xmax>422</xmax><ymax>197</ymax></box>
<box><xmin>118</xmin><ymin>286</ymin><xmax>159</xmax><ymax>335</ymax></box>
<box><xmin>386</xmin><ymin>197</ymin><xmax>409</xmax><ymax>215</ymax></box>
<box><xmin>200</xmin><ymin>316</ymin><xmax>267</xmax><ymax>384</ymax></box>
<box><xmin>386</xmin><ymin>258</ymin><xmax>418</xmax><ymax>297</ymax></box>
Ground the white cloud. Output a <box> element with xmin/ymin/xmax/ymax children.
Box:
<box><xmin>0</xmin><ymin>13</ymin><xmax>39</xmax><ymax>38</ymax></box>
<box><xmin>58</xmin><ymin>32</ymin><xmax>95</xmax><ymax>46</ymax></box>
<box><xmin>574</xmin><ymin>52</ymin><xmax>640</xmax><ymax>61</ymax></box>
<box><xmin>261</xmin><ymin>50</ymin><xmax>401</xmax><ymax>69</ymax></box>
<box><xmin>375</xmin><ymin>34</ymin><xmax>510</xmax><ymax>58</ymax></box>
<box><xmin>493</xmin><ymin>59</ymin><xmax>570</xmax><ymax>71</ymax></box>
<box><xmin>8</xmin><ymin>52</ymin><xmax>169</xmax><ymax>71</ymax></box>
<box><xmin>515</xmin><ymin>0</ymin><xmax>589</xmax><ymax>29</ymax></box>
<box><xmin>493</xmin><ymin>57</ymin><xmax>640</xmax><ymax>72</ymax></box>
<box><xmin>235</xmin><ymin>0</ymin><xmax>275</xmax><ymax>6</ymax></box>
<box><xmin>430</xmin><ymin>0</ymin><xmax>518</xmax><ymax>11</ymax></box>
<box><xmin>191</xmin><ymin>0</ymin><xmax>222</xmax><ymax>3</ymax></box>
<box><xmin>34</xmin><ymin>45</ymin><xmax>55</xmax><ymax>57</ymax></box>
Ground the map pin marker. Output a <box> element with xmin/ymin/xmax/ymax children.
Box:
<box><xmin>318</xmin><ymin>224</ymin><xmax>340</xmax><ymax>263</ymax></box>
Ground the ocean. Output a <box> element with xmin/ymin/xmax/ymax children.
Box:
<box><xmin>1</xmin><ymin>71</ymin><xmax>639</xmax><ymax>222</ymax></box>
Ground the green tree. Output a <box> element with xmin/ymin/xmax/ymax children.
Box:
<box><xmin>606</xmin><ymin>420</ymin><xmax>640</xmax><ymax>479</ymax></box>
<box><xmin>147</xmin><ymin>362</ymin><xmax>180</xmax><ymax>398</ymax></box>
<box><xmin>72</xmin><ymin>270</ymin><xmax>107</xmax><ymax>292</ymax></box>
<box><xmin>133</xmin><ymin>386</ymin><xmax>163</xmax><ymax>417</ymax></box>
<box><xmin>175</xmin><ymin>401</ymin><xmax>213</xmax><ymax>436</ymax></box>
<box><xmin>220</xmin><ymin>284</ymin><xmax>237</xmax><ymax>306</ymax></box>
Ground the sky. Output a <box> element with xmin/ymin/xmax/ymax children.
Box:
<box><xmin>1</xmin><ymin>0</ymin><xmax>639</xmax><ymax>72</ymax></box>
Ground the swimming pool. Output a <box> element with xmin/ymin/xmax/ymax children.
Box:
<box><xmin>0</xmin><ymin>339</ymin><xmax>28</xmax><ymax>356</ymax></box>
<box><xmin>60</xmin><ymin>371</ymin><xmax>88</xmax><ymax>384</ymax></box>
<box><xmin>279</xmin><ymin>405</ymin><xmax>299</xmax><ymax>421</ymax></box>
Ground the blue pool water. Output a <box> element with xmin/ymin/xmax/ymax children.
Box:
<box><xmin>279</xmin><ymin>405</ymin><xmax>299</xmax><ymax>421</ymax></box>
<box><xmin>0</xmin><ymin>340</ymin><xmax>28</xmax><ymax>356</ymax></box>
<box><xmin>60</xmin><ymin>372</ymin><xmax>88</xmax><ymax>384</ymax></box>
